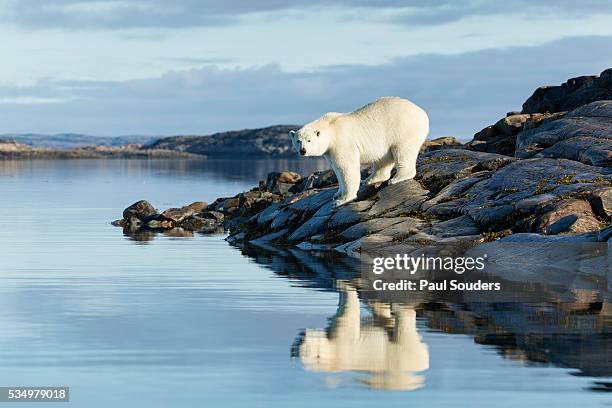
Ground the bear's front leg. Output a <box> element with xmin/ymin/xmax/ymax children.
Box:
<box><xmin>331</xmin><ymin>153</ymin><xmax>360</xmax><ymax>208</ymax></box>
<box><xmin>326</xmin><ymin>154</ymin><xmax>345</xmax><ymax>200</ymax></box>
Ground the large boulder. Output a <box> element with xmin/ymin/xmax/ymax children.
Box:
<box><xmin>162</xmin><ymin>201</ymin><xmax>207</xmax><ymax>222</ymax></box>
<box><xmin>421</xmin><ymin>136</ymin><xmax>462</xmax><ymax>152</ymax></box>
<box><xmin>467</xmin><ymin>112</ymin><xmax>563</xmax><ymax>156</ymax></box>
<box><xmin>122</xmin><ymin>200</ymin><xmax>157</xmax><ymax>220</ymax></box>
<box><xmin>521</xmin><ymin>69</ymin><xmax>612</xmax><ymax>114</ymax></box>
<box><xmin>458</xmin><ymin>158</ymin><xmax>612</xmax><ymax>231</ymax></box>
<box><xmin>532</xmin><ymin>199</ymin><xmax>602</xmax><ymax>234</ymax></box>
<box><xmin>515</xmin><ymin>101</ymin><xmax>612</xmax><ymax>166</ymax></box>
<box><xmin>416</xmin><ymin>149</ymin><xmax>515</xmax><ymax>193</ymax></box>
<box><xmin>263</xmin><ymin>171</ymin><xmax>302</xmax><ymax>195</ymax></box>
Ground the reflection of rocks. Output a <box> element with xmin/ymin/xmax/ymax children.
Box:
<box><xmin>294</xmin><ymin>282</ymin><xmax>429</xmax><ymax>391</ymax></box>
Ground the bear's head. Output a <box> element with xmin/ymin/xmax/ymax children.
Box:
<box><xmin>290</xmin><ymin>121</ymin><xmax>331</xmax><ymax>157</ymax></box>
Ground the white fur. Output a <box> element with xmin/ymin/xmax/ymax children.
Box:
<box><xmin>290</xmin><ymin>97</ymin><xmax>429</xmax><ymax>207</ymax></box>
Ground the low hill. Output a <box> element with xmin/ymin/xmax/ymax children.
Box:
<box><xmin>1</xmin><ymin>133</ymin><xmax>158</xmax><ymax>149</ymax></box>
<box><xmin>146</xmin><ymin>125</ymin><xmax>300</xmax><ymax>157</ymax></box>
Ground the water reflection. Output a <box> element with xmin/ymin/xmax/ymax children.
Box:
<box><xmin>293</xmin><ymin>281</ymin><xmax>429</xmax><ymax>390</ymax></box>
<box><xmin>236</xmin><ymin>243</ymin><xmax>612</xmax><ymax>392</ymax></box>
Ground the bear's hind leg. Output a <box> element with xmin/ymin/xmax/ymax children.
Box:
<box><xmin>364</xmin><ymin>159</ymin><xmax>394</xmax><ymax>185</ymax></box>
<box><xmin>389</xmin><ymin>144</ymin><xmax>418</xmax><ymax>185</ymax></box>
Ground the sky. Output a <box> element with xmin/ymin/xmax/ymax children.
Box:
<box><xmin>0</xmin><ymin>0</ymin><xmax>611</xmax><ymax>138</ymax></box>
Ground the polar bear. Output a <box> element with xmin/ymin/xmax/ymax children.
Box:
<box><xmin>290</xmin><ymin>97</ymin><xmax>429</xmax><ymax>207</ymax></box>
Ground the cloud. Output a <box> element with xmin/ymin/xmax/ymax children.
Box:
<box><xmin>2</xmin><ymin>0</ymin><xmax>612</xmax><ymax>29</ymax></box>
<box><xmin>389</xmin><ymin>0</ymin><xmax>612</xmax><ymax>26</ymax></box>
<box><xmin>0</xmin><ymin>36</ymin><xmax>611</xmax><ymax>138</ymax></box>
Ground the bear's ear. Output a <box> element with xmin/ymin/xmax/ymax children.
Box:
<box><xmin>289</xmin><ymin>130</ymin><xmax>296</xmax><ymax>137</ymax></box>
<box><xmin>315</xmin><ymin>130</ymin><xmax>320</xmax><ymax>137</ymax></box>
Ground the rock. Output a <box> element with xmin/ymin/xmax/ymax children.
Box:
<box><xmin>468</xmin><ymin>113</ymin><xmax>532</xmax><ymax>155</ymax></box>
<box><xmin>536</xmin><ymin>136</ymin><xmax>612</xmax><ymax>167</ymax></box>
<box><xmin>516</xmin><ymin>101</ymin><xmax>612</xmax><ymax>165</ymax></box>
<box><xmin>161</xmin><ymin>201</ymin><xmax>208</xmax><ymax>223</ymax></box>
<box><xmin>180</xmin><ymin>215</ymin><xmax>223</xmax><ymax>233</ymax></box>
<box><xmin>162</xmin><ymin>204</ymin><xmax>198</xmax><ymax>222</ymax></box>
<box><xmin>328</xmin><ymin>201</ymin><xmax>374</xmax><ymax>229</ymax></box>
<box><xmin>264</xmin><ymin>171</ymin><xmax>302</xmax><ymax>195</ymax></box>
<box><xmin>521</xmin><ymin>69</ymin><xmax>612</xmax><ymax>114</ymax></box>
<box><xmin>127</xmin><ymin>216</ymin><xmax>142</xmax><ymax>228</ymax></box>
<box><xmin>514</xmin><ymin>194</ymin><xmax>557</xmax><ymax>214</ymax></box>
<box><xmin>457</xmin><ymin>158</ymin><xmax>611</xmax><ymax>231</ymax></box>
<box><xmin>270</xmin><ymin>209</ymin><xmax>298</xmax><ymax>230</ymax></box>
<box><xmin>416</xmin><ymin>149</ymin><xmax>509</xmax><ymax>193</ymax></box>
<box><xmin>421</xmin><ymin>136</ymin><xmax>462</xmax><ymax>151</ymax></box>
<box><xmin>428</xmin><ymin>215</ymin><xmax>480</xmax><ymax>238</ymax></box>
<box><xmin>200</xmin><ymin>210</ymin><xmax>225</xmax><ymax>222</ymax></box>
<box><xmin>123</xmin><ymin>200</ymin><xmax>157</xmax><ymax>220</ymax></box>
<box><xmin>186</xmin><ymin>201</ymin><xmax>207</xmax><ymax>213</ymax></box>
<box><xmin>466</xmin><ymin>111</ymin><xmax>563</xmax><ymax>156</ymax></box>
<box><xmin>421</xmin><ymin>174</ymin><xmax>486</xmax><ymax>212</ymax></box>
<box><xmin>376</xmin><ymin>218</ymin><xmax>424</xmax><ymax>240</ymax></box>
<box><xmin>367</xmin><ymin>179</ymin><xmax>429</xmax><ymax>217</ymax></box>
<box><xmin>286</xmin><ymin>188</ymin><xmax>336</xmax><ymax>214</ymax></box>
<box><xmin>534</xmin><ymin>199</ymin><xmax>601</xmax><ymax>234</ymax></box>
<box><xmin>239</xmin><ymin>191</ymin><xmax>278</xmax><ymax>216</ymax></box>
<box><xmin>290</xmin><ymin>169</ymin><xmax>338</xmax><ymax>193</ymax></box>
<box><xmin>227</xmin><ymin>232</ymin><xmax>246</xmax><ymax>243</ymax></box>
<box><xmin>340</xmin><ymin>217</ymin><xmax>408</xmax><ymax>241</ymax></box>
<box><xmin>334</xmin><ymin>234</ymin><xmax>394</xmax><ymax>257</ymax></box>
<box><xmin>218</xmin><ymin>197</ymin><xmax>240</xmax><ymax>214</ymax></box>
<box><xmin>255</xmin><ymin>202</ymin><xmax>282</xmax><ymax>226</ymax></box>
<box><xmin>146</xmin><ymin>219</ymin><xmax>173</xmax><ymax>229</ymax></box>
<box><xmin>587</xmin><ymin>188</ymin><xmax>612</xmax><ymax>218</ymax></box>
<box><xmin>287</xmin><ymin>215</ymin><xmax>331</xmax><ymax>243</ymax></box>
<box><xmin>251</xmin><ymin>228</ymin><xmax>290</xmax><ymax>244</ymax></box>
<box><xmin>278</xmin><ymin>172</ymin><xmax>301</xmax><ymax>184</ymax></box>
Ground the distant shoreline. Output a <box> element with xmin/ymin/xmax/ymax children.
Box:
<box><xmin>0</xmin><ymin>146</ymin><xmax>202</xmax><ymax>160</ymax></box>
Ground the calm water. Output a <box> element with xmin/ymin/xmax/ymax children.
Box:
<box><xmin>0</xmin><ymin>159</ymin><xmax>610</xmax><ymax>407</ymax></box>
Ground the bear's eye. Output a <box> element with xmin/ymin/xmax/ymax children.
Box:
<box><xmin>307</xmin><ymin>140</ymin><xmax>311</xmax><ymax>143</ymax></box>
<box><xmin>315</xmin><ymin>130</ymin><xmax>320</xmax><ymax>137</ymax></box>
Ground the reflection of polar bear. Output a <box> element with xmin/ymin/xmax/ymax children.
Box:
<box><xmin>293</xmin><ymin>283</ymin><xmax>429</xmax><ymax>391</ymax></box>
<box><xmin>290</xmin><ymin>97</ymin><xmax>429</xmax><ymax>207</ymax></box>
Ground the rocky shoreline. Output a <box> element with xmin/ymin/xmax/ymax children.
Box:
<box><xmin>114</xmin><ymin>69</ymin><xmax>612</xmax><ymax>250</ymax></box>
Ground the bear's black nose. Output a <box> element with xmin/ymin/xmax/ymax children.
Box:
<box><xmin>300</xmin><ymin>148</ymin><xmax>306</xmax><ymax>156</ymax></box>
